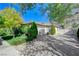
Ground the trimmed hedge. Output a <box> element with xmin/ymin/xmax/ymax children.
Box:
<box><xmin>50</xmin><ymin>24</ymin><xmax>56</xmax><ymax>35</ymax></box>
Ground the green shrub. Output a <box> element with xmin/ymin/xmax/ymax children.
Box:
<box><xmin>7</xmin><ymin>34</ymin><xmax>27</xmax><ymax>45</ymax></box>
<box><xmin>0</xmin><ymin>28</ymin><xmax>12</xmax><ymax>36</ymax></box>
<box><xmin>77</xmin><ymin>28</ymin><xmax>79</xmax><ymax>39</ymax></box>
<box><xmin>26</xmin><ymin>22</ymin><xmax>38</xmax><ymax>41</ymax></box>
<box><xmin>0</xmin><ymin>28</ymin><xmax>13</xmax><ymax>40</ymax></box>
<box><xmin>0</xmin><ymin>28</ymin><xmax>6</xmax><ymax>36</ymax></box>
<box><xmin>2</xmin><ymin>36</ymin><xmax>13</xmax><ymax>40</ymax></box>
<box><xmin>12</xmin><ymin>27</ymin><xmax>21</xmax><ymax>37</ymax></box>
<box><xmin>50</xmin><ymin>24</ymin><xmax>56</xmax><ymax>35</ymax></box>
<box><xmin>19</xmin><ymin>24</ymin><xmax>29</xmax><ymax>34</ymax></box>
<box><xmin>0</xmin><ymin>15</ymin><xmax>5</xmax><ymax>25</ymax></box>
<box><xmin>5</xmin><ymin>22</ymin><xmax>38</xmax><ymax>44</ymax></box>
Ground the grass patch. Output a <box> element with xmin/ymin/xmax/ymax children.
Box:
<box><xmin>7</xmin><ymin>34</ymin><xmax>27</xmax><ymax>45</ymax></box>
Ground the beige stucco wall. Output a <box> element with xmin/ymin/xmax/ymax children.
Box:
<box><xmin>37</xmin><ymin>26</ymin><xmax>50</xmax><ymax>35</ymax></box>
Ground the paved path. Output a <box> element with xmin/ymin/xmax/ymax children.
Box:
<box><xmin>0</xmin><ymin>41</ymin><xmax>21</xmax><ymax>56</ymax></box>
<box><xmin>15</xmin><ymin>33</ymin><xmax>79</xmax><ymax>56</ymax></box>
<box><xmin>51</xmin><ymin>34</ymin><xmax>79</xmax><ymax>56</ymax></box>
<box><xmin>14</xmin><ymin>35</ymin><xmax>64</xmax><ymax>56</ymax></box>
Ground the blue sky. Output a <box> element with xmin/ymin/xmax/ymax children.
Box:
<box><xmin>0</xmin><ymin>3</ymin><xmax>50</xmax><ymax>23</ymax></box>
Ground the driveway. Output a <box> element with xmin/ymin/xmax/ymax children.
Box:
<box><xmin>14</xmin><ymin>32</ymin><xmax>79</xmax><ymax>56</ymax></box>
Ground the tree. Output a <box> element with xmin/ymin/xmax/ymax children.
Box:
<box><xmin>10</xmin><ymin>3</ymin><xmax>79</xmax><ymax>26</ymax></box>
<box><xmin>26</xmin><ymin>22</ymin><xmax>38</xmax><ymax>41</ymax></box>
<box><xmin>48</xmin><ymin>4</ymin><xmax>72</xmax><ymax>23</ymax></box>
<box><xmin>0</xmin><ymin>15</ymin><xmax>5</xmax><ymax>28</ymax></box>
<box><xmin>40</xmin><ymin>3</ymin><xmax>79</xmax><ymax>26</ymax></box>
<box><xmin>11</xmin><ymin>3</ymin><xmax>36</xmax><ymax>14</ymax></box>
<box><xmin>0</xmin><ymin>8</ymin><xmax>23</xmax><ymax>29</ymax></box>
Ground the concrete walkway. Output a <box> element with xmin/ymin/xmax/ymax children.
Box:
<box><xmin>0</xmin><ymin>41</ymin><xmax>21</xmax><ymax>56</ymax></box>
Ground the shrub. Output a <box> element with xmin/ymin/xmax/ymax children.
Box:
<box><xmin>50</xmin><ymin>24</ymin><xmax>56</xmax><ymax>35</ymax></box>
<box><xmin>7</xmin><ymin>34</ymin><xmax>27</xmax><ymax>45</ymax></box>
<box><xmin>0</xmin><ymin>28</ymin><xmax>13</xmax><ymax>40</ymax></box>
<box><xmin>19</xmin><ymin>24</ymin><xmax>29</xmax><ymax>34</ymax></box>
<box><xmin>2</xmin><ymin>36</ymin><xmax>13</xmax><ymax>40</ymax></box>
<box><xmin>77</xmin><ymin>28</ymin><xmax>79</xmax><ymax>39</ymax></box>
<box><xmin>12</xmin><ymin>27</ymin><xmax>21</xmax><ymax>37</ymax></box>
<box><xmin>0</xmin><ymin>28</ymin><xmax>12</xmax><ymax>36</ymax></box>
<box><xmin>26</xmin><ymin>22</ymin><xmax>38</xmax><ymax>41</ymax></box>
<box><xmin>0</xmin><ymin>28</ymin><xmax>6</xmax><ymax>36</ymax></box>
<box><xmin>6</xmin><ymin>22</ymin><xmax>38</xmax><ymax>44</ymax></box>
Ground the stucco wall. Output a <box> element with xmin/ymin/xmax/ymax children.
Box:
<box><xmin>37</xmin><ymin>26</ymin><xmax>58</xmax><ymax>35</ymax></box>
<box><xmin>37</xmin><ymin>27</ymin><xmax>50</xmax><ymax>35</ymax></box>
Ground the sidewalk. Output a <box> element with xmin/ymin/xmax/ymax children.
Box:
<box><xmin>0</xmin><ymin>41</ymin><xmax>21</xmax><ymax>56</ymax></box>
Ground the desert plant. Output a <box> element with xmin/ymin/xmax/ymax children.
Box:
<box><xmin>50</xmin><ymin>24</ymin><xmax>56</xmax><ymax>35</ymax></box>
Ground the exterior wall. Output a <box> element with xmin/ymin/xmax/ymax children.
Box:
<box><xmin>37</xmin><ymin>26</ymin><xmax>50</xmax><ymax>35</ymax></box>
<box><xmin>26</xmin><ymin>22</ymin><xmax>51</xmax><ymax>35</ymax></box>
<box><xmin>37</xmin><ymin>26</ymin><xmax>58</xmax><ymax>35</ymax></box>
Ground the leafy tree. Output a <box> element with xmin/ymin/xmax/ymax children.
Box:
<box><xmin>0</xmin><ymin>8</ymin><xmax>23</xmax><ymax>29</ymax></box>
<box><xmin>40</xmin><ymin>3</ymin><xmax>79</xmax><ymax>26</ymax></box>
<box><xmin>11</xmin><ymin>3</ymin><xmax>36</xmax><ymax>14</ymax></box>
<box><xmin>9</xmin><ymin>3</ymin><xmax>79</xmax><ymax>27</ymax></box>
<box><xmin>48</xmin><ymin>4</ymin><xmax>72</xmax><ymax>24</ymax></box>
<box><xmin>0</xmin><ymin>15</ymin><xmax>5</xmax><ymax>28</ymax></box>
<box><xmin>26</xmin><ymin>22</ymin><xmax>38</xmax><ymax>41</ymax></box>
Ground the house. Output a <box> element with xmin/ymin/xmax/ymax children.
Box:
<box><xmin>26</xmin><ymin>22</ymin><xmax>52</xmax><ymax>35</ymax></box>
<box><xmin>36</xmin><ymin>23</ymin><xmax>51</xmax><ymax>35</ymax></box>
